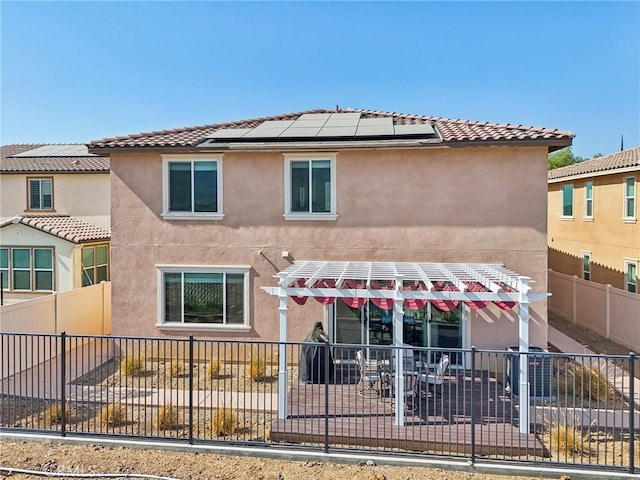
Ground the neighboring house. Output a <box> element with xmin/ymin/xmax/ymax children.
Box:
<box><xmin>0</xmin><ymin>215</ymin><xmax>111</xmax><ymax>300</ymax></box>
<box><xmin>88</xmin><ymin>108</ymin><xmax>573</xmax><ymax>355</ymax></box>
<box><xmin>0</xmin><ymin>144</ymin><xmax>111</xmax><ymax>301</ymax></box>
<box><xmin>548</xmin><ymin>146</ymin><xmax>639</xmax><ymax>293</ymax></box>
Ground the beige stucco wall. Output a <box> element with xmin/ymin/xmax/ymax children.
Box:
<box><xmin>109</xmin><ymin>146</ymin><xmax>550</xmax><ymax>349</ymax></box>
<box><xmin>548</xmin><ymin>171</ymin><xmax>640</xmax><ymax>289</ymax></box>
<box><xmin>0</xmin><ymin>172</ymin><xmax>110</xmax><ymax>229</ymax></box>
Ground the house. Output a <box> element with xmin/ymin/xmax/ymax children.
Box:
<box><xmin>0</xmin><ymin>144</ymin><xmax>111</xmax><ymax>301</ymax></box>
<box><xmin>88</xmin><ymin>108</ymin><xmax>573</xmax><ymax>357</ymax></box>
<box><xmin>548</xmin><ymin>146</ymin><xmax>639</xmax><ymax>293</ymax></box>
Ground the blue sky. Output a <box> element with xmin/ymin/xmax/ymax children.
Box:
<box><xmin>1</xmin><ymin>1</ymin><xmax>638</xmax><ymax>158</ymax></box>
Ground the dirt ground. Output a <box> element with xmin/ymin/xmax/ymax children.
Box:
<box><xmin>0</xmin><ymin>440</ymin><xmax>554</xmax><ymax>480</ymax></box>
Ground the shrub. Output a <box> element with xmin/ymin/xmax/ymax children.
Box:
<box><xmin>568</xmin><ymin>362</ymin><xmax>611</xmax><ymax>402</ymax></box>
<box><xmin>120</xmin><ymin>355</ymin><xmax>145</xmax><ymax>376</ymax></box>
<box><xmin>100</xmin><ymin>403</ymin><xmax>125</xmax><ymax>427</ymax></box>
<box><xmin>248</xmin><ymin>356</ymin><xmax>265</xmax><ymax>382</ymax></box>
<box><xmin>44</xmin><ymin>402</ymin><xmax>70</xmax><ymax>426</ymax></box>
<box><xmin>211</xmin><ymin>408</ymin><xmax>237</xmax><ymax>436</ymax></box>
<box><xmin>549</xmin><ymin>423</ymin><xmax>587</xmax><ymax>456</ymax></box>
<box><xmin>155</xmin><ymin>406</ymin><xmax>179</xmax><ymax>430</ymax></box>
<box><xmin>168</xmin><ymin>360</ymin><xmax>184</xmax><ymax>377</ymax></box>
<box><xmin>206</xmin><ymin>359</ymin><xmax>221</xmax><ymax>379</ymax></box>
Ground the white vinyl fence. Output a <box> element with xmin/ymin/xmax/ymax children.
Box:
<box><xmin>549</xmin><ymin>270</ymin><xmax>640</xmax><ymax>352</ymax></box>
<box><xmin>1</xmin><ymin>282</ymin><xmax>110</xmax><ymax>378</ymax></box>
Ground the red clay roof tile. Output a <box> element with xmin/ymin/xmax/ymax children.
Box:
<box><xmin>0</xmin><ymin>215</ymin><xmax>111</xmax><ymax>244</ymax></box>
<box><xmin>548</xmin><ymin>146</ymin><xmax>640</xmax><ymax>181</ymax></box>
<box><xmin>87</xmin><ymin>108</ymin><xmax>573</xmax><ymax>150</ymax></box>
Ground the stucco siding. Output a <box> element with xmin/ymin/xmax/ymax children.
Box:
<box><xmin>110</xmin><ymin>146</ymin><xmax>549</xmax><ymax>346</ymax></box>
<box><xmin>548</xmin><ymin>171</ymin><xmax>640</xmax><ymax>289</ymax></box>
<box><xmin>0</xmin><ymin>172</ymin><xmax>110</xmax><ymax>228</ymax></box>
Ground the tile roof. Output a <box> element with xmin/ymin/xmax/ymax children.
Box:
<box><xmin>87</xmin><ymin>107</ymin><xmax>573</xmax><ymax>151</ymax></box>
<box><xmin>548</xmin><ymin>146</ymin><xmax>640</xmax><ymax>181</ymax></box>
<box><xmin>0</xmin><ymin>215</ymin><xmax>111</xmax><ymax>244</ymax></box>
<box><xmin>1</xmin><ymin>144</ymin><xmax>110</xmax><ymax>173</ymax></box>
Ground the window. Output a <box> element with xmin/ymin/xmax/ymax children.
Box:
<box><xmin>581</xmin><ymin>252</ymin><xmax>591</xmax><ymax>281</ymax></box>
<box><xmin>584</xmin><ymin>181</ymin><xmax>593</xmax><ymax>218</ymax></box>
<box><xmin>28</xmin><ymin>178</ymin><xmax>53</xmax><ymax>210</ymax></box>
<box><xmin>0</xmin><ymin>248</ymin><xmax>8</xmax><ymax>289</ymax></box>
<box><xmin>561</xmin><ymin>184</ymin><xmax>574</xmax><ymax>217</ymax></box>
<box><xmin>81</xmin><ymin>244</ymin><xmax>110</xmax><ymax>286</ymax></box>
<box><xmin>162</xmin><ymin>156</ymin><xmax>223</xmax><ymax>220</ymax></box>
<box><xmin>284</xmin><ymin>154</ymin><xmax>337</xmax><ymax>220</ymax></box>
<box><xmin>0</xmin><ymin>247</ymin><xmax>54</xmax><ymax>291</ymax></box>
<box><xmin>157</xmin><ymin>266</ymin><xmax>249</xmax><ymax>329</ymax></box>
<box><xmin>625</xmin><ymin>259</ymin><xmax>638</xmax><ymax>293</ymax></box>
<box><xmin>624</xmin><ymin>177</ymin><xmax>636</xmax><ymax>219</ymax></box>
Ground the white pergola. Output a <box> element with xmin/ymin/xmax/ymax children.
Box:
<box><xmin>262</xmin><ymin>261</ymin><xmax>549</xmax><ymax>431</ymax></box>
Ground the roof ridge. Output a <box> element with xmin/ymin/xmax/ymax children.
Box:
<box><xmin>346</xmin><ymin>107</ymin><xmax>572</xmax><ymax>134</ymax></box>
<box><xmin>89</xmin><ymin>108</ymin><xmax>334</xmax><ymax>145</ymax></box>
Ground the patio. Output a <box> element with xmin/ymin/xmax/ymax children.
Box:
<box><xmin>270</xmin><ymin>365</ymin><xmax>545</xmax><ymax>457</ymax></box>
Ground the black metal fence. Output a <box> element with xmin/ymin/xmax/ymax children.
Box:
<box><xmin>1</xmin><ymin>332</ymin><xmax>637</xmax><ymax>474</ymax></box>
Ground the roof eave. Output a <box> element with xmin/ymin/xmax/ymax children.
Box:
<box><xmin>88</xmin><ymin>136</ymin><xmax>573</xmax><ymax>155</ymax></box>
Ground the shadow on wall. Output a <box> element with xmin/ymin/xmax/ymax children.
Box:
<box><xmin>548</xmin><ymin>248</ymin><xmax>624</xmax><ymax>290</ymax></box>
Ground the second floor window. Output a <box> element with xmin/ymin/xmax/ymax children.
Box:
<box><xmin>162</xmin><ymin>156</ymin><xmax>223</xmax><ymax>219</ymax></box>
<box><xmin>28</xmin><ymin>178</ymin><xmax>53</xmax><ymax>210</ymax></box>
<box><xmin>284</xmin><ymin>155</ymin><xmax>337</xmax><ymax>220</ymax></box>
<box><xmin>584</xmin><ymin>181</ymin><xmax>593</xmax><ymax>218</ymax></box>
<box><xmin>624</xmin><ymin>177</ymin><xmax>636</xmax><ymax>219</ymax></box>
<box><xmin>562</xmin><ymin>184</ymin><xmax>574</xmax><ymax>217</ymax></box>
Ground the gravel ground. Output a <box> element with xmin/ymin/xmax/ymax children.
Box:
<box><xmin>0</xmin><ymin>440</ymin><xmax>553</xmax><ymax>480</ymax></box>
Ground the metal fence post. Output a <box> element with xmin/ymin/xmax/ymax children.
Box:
<box><xmin>470</xmin><ymin>346</ymin><xmax>476</xmax><ymax>464</ymax></box>
<box><xmin>630</xmin><ymin>352</ymin><xmax>635</xmax><ymax>475</ymax></box>
<box><xmin>324</xmin><ymin>340</ymin><xmax>330</xmax><ymax>454</ymax></box>
<box><xmin>189</xmin><ymin>335</ymin><xmax>194</xmax><ymax>445</ymax></box>
<box><xmin>60</xmin><ymin>331</ymin><xmax>66</xmax><ymax>437</ymax></box>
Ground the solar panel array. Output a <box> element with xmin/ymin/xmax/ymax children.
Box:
<box><xmin>13</xmin><ymin>145</ymin><xmax>94</xmax><ymax>157</ymax></box>
<box><xmin>206</xmin><ymin>113</ymin><xmax>436</xmax><ymax>141</ymax></box>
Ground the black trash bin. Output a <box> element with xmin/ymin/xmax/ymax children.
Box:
<box><xmin>506</xmin><ymin>345</ymin><xmax>552</xmax><ymax>398</ymax></box>
<box><xmin>299</xmin><ymin>322</ymin><xmax>334</xmax><ymax>384</ymax></box>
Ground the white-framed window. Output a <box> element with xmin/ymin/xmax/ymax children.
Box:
<box><xmin>584</xmin><ymin>181</ymin><xmax>593</xmax><ymax>219</ymax></box>
<box><xmin>81</xmin><ymin>244</ymin><xmax>110</xmax><ymax>286</ymax></box>
<box><xmin>284</xmin><ymin>154</ymin><xmax>337</xmax><ymax>220</ymax></box>
<box><xmin>624</xmin><ymin>259</ymin><xmax>638</xmax><ymax>293</ymax></box>
<box><xmin>624</xmin><ymin>176</ymin><xmax>636</xmax><ymax>220</ymax></box>
<box><xmin>0</xmin><ymin>247</ymin><xmax>54</xmax><ymax>291</ymax></box>
<box><xmin>561</xmin><ymin>184</ymin><xmax>574</xmax><ymax>218</ymax></box>
<box><xmin>161</xmin><ymin>155</ymin><xmax>223</xmax><ymax>220</ymax></box>
<box><xmin>28</xmin><ymin>178</ymin><xmax>53</xmax><ymax>211</ymax></box>
<box><xmin>157</xmin><ymin>265</ymin><xmax>250</xmax><ymax>330</ymax></box>
<box><xmin>581</xmin><ymin>252</ymin><xmax>591</xmax><ymax>281</ymax></box>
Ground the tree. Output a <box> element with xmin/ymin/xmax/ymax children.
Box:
<box><xmin>548</xmin><ymin>147</ymin><xmax>584</xmax><ymax>170</ymax></box>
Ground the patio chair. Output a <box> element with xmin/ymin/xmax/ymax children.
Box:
<box><xmin>418</xmin><ymin>354</ymin><xmax>449</xmax><ymax>397</ymax></box>
<box><xmin>389</xmin><ymin>371</ymin><xmax>419</xmax><ymax>413</ymax></box>
<box><xmin>356</xmin><ymin>349</ymin><xmax>381</xmax><ymax>398</ymax></box>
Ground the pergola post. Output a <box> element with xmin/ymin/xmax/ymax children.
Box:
<box><xmin>393</xmin><ymin>274</ymin><xmax>405</xmax><ymax>426</ymax></box>
<box><xmin>277</xmin><ymin>274</ymin><xmax>289</xmax><ymax>420</ymax></box>
<box><xmin>518</xmin><ymin>276</ymin><xmax>531</xmax><ymax>434</ymax></box>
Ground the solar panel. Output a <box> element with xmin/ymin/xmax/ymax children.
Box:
<box><xmin>13</xmin><ymin>145</ymin><xmax>93</xmax><ymax>157</ymax></box>
<box><xmin>199</xmin><ymin>112</ymin><xmax>439</xmax><ymax>144</ymax></box>
<box><xmin>208</xmin><ymin>128</ymin><xmax>252</xmax><ymax>139</ymax></box>
<box><xmin>316</xmin><ymin>126</ymin><xmax>358</xmax><ymax>137</ymax></box>
<box><xmin>279</xmin><ymin>127</ymin><xmax>322</xmax><ymax>137</ymax></box>
<box><xmin>394</xmin><ymin>124</ymin><xmax>436</xmax><ymax>136</ymax></box>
